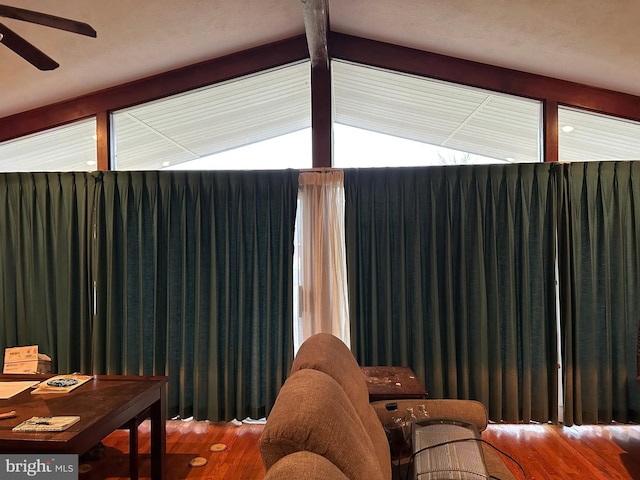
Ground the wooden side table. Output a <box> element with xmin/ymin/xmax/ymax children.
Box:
<box><xmin>360</xmin><ymin>366</ymin><xmax>428</xmax><ymax>402</ymax></box>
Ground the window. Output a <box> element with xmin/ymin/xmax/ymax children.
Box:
<box><xmin>332</xmin><ymin>61</ymin><xmax>541</xmax><ymax>167</ymax></box>
<box><xmin>558</xmin><ymin>107</ymin><xmax>640</xmax><ymax>161</ymax></box>
<box><xmin>0</xmin><ymin>119</ymin><xmax>97</xmax><ymax>172</ymax></box>
<box><xmin>112</xmin><ymin>62</ymin><xmax>312</xmax><ymax>170</ymax></box>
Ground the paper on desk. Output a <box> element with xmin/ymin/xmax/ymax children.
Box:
<box><xmin>0</xmin><ymin>380</ymin><xmax>40</xmax><ymax>399</ymax></box>
<box><xmin>12</xmin><ymin>416</ymin><xmax>80</xmax><ymax>432</ymax></box>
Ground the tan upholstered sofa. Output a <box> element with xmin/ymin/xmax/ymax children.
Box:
<box><xmin>259</xmin><ymin>333</ymin><xmax>516</xmax><ymax>480</ymax></box>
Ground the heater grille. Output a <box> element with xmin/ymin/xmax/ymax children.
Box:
<box><xmin>412</xmin><ymin>419</ymin><xmax>489</xmax><ymax>480</ymax></box>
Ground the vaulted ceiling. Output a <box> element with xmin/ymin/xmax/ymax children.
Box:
<box><xmin>1</xmin><ymin>0</ymin><xmax>640</xmax><ymax>121</ymax></box>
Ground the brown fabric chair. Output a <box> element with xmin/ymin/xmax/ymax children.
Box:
<box><xmin>260</xmin><ymin>333</ymin><xmax>517</xmax><ymax>480</ymax></box>
<box><xmin>263</xmin><ymin>451</ymin><xmax>351</xmax><ymax>480</ymax></box>
<box><xmin>290</xmin><ymin>332</ymin><xmax>391</xmax><ymax>479</ymax></box>
<box><xmin>259</xmin><ymin>368</ymin><xmax>386</xmax><ymax>480</ymax></box>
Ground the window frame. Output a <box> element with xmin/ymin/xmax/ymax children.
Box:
<box><xmin>2</xmin><ymin>33</ymin><xmax>640</xmax><ymax>168</ymax></box>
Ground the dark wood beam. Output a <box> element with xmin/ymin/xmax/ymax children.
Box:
<box><xmin>330</xmin><ymin>32</ymin><xmax>640</xmax><ymax>123</ymax></box>
<box><xmin>0</xmin><ymin>35</ymin><xmax>308</xmax><ymax>143</ymax></box>
<box><xmin>300</xmin><ymin>0</ymin><xmax>332</xmax><ymax>167</ymax></box>
<box><xmin>300</xmin><ymin>0</ymin><xmax>329</xmax><ymax>69</ymax></box>
<box><xmin>311</xmin><ymin>67</ymin><xmax>332</xmax><ymax>168</ymax></box>
<box><xmin>95</xmin><ymin>110</ymin><xmax>111</xmax><ymax>170</ymax></box>
<box><xmin>543</xmin><ymin>100</ymin><xmax>559</xmax><ymax>163</ymax></box>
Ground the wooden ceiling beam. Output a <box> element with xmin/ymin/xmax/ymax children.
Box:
<box><xmin>300</xmin><ymin>0</ymin><xmax>329</xmax><ymax>70</ymax></box>
<box><xmin>301</xmin><ymin>0</ymin><xmax>332</xmax><ymax>167</ymax></box>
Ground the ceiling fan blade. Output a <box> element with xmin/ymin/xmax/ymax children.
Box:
<box><xmin>0</xmin><ymin>22</ymin><xmax>58</xmax><ymax>70</ymax></box>
<box><xmin>0</xmin><ymin>5</ymin><xmax>96</xmax><ymax>37</ymax></box>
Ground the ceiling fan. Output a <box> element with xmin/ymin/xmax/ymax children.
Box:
<box><xmin>0</xmin><ymin>4</ymin><xmax>96</xmax><ymax>71</ymax></box>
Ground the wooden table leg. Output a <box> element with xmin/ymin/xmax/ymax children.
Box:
<box><xmin>150</xmin><ymin>386</ymin><xmax>167</xmax><ymax>480</ymax></box>
<box><xmin>129</xmin><ymin>420</ymin><xmax>139</xmax><ymax>480</ymax></box>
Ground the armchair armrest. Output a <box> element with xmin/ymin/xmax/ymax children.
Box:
<box><xmin>371</xmin><ymin>398</ymin><xmax>488</xmax><ymax>433</ymax></box>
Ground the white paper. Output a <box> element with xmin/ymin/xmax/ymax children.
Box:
<box><xmin>0</xmin><ymin>380</ymin><xmax>40</xmax><ymax>399</ymax></box>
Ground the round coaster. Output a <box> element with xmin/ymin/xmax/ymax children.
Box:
<box><xmin>189</xmin><ymin>457</ymin><xmax>208</xmax><ymax>468</ymax></box>
<box><xmin>78</xmin><ymin>464</ymin><xmax>92</xmax><ymax>474</ymax></box>
<box><xmin>210</xmin><ymin>443</ymin><xmax>228</xmax><ymax>452</ymax></box>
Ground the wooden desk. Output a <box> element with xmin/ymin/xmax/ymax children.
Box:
<box><xmin>360</xmin><ymin>366</ymin><xmax>428</xmax><ymax>402</ymax></box>
<box><xmin>0</xmin><ymin>374</ymin><xmax>167</xmax><ymax>480</ymax></box>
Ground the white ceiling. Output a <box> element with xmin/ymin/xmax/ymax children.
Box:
<box><xmin>1</xmin><ymin>0</ymin><xmax>640</xmax><ymax>120</ymax></box>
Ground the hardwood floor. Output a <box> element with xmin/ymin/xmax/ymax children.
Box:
<box><xmin>79</xmin><ymin>419</ymin><xmax>266</xmax><ymax>480</ymax></box>
<box><xmin>482</xmin><ymin>424</ymin><xmax>640</xmax><ymax>479</ymax></box>
<box><xmin>78</xmin><ymin>420</ymin><xmax>640</xmax><ymax>479</ymax></box>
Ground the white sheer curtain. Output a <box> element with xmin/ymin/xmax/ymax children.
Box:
<box><xmin>293</xmin><ymin>170</ymin><xmax>350</xmax><ymax>353</ymax></box>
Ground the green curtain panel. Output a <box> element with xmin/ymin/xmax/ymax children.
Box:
<box><xmin>344</xmin><ymin>164</ymin><xmax>559</xmax><ymax>423</ymax></box>
<box><xmin>91</xmin><ymin>170</ymin><xmax>298</xmax><ymax>421</ymax></box>
<box><xmin>0</xmin><ymin>172</ymin><xmax>94</xmax><ymax>374</ymax></box>
<box><xmin>559</xmin><ymin>162</ymin><xmax>640</xmax><ymax>425</ymax></box>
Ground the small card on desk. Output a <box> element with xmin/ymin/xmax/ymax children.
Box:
<box><xmin>12</xmin><ymin>416</ymin><xmax>80</xmax><ymax>432</ymax></box>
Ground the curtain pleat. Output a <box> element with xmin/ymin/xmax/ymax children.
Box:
<box><xmin>559</xmin><ymin>161</ymin><xmax>640</xmax><ymax>424</ymax></box>
<box><xmin>0</xmin><ymin>173</ymin><xmax>93</xmax><ymax>374</ymax></box>
<box><xmin>92</xmin><ymin>170</ymin><xmax>298</xmax><ymax>421</ymax></box>
<box><xmin>344</xmin><ymin>164</ymin><xmax>558</xmax><ymax>423</ymax></box>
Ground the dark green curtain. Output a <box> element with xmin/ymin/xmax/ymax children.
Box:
<box><xmin>4</xmin><ymin>162</ymin><xmax>637</xmax><ymax>426</ymax></box>
<box><xmin>91</xmin><ymin>170</ymin><xmax>298</xmax><ymax>421</ymax></box>
<box><xmin>345</xmin><ymin>164</ymin><xmax>558</xmax><ymax>423</ymax></box>
<box><xmin>0</xmin><ymin>173</ymin><xmax>93</xmax><ymax>374</ymax></box>
<box><xmin>559</xmin><ymin>162</ymin><xmax>640</xmax><ymax>425</ymax></box>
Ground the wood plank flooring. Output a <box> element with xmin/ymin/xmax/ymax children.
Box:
<box><xmin>78</xmin><ymin>420</ymin><xmax>640</xmax><ymax>479</ymax></box>
<box><xmin>482</xmin><ymin>424</ymin><xmax>640</xmax><ymax>479</ymax></box>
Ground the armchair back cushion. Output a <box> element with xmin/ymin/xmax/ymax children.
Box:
<box><xmin>290</xmin><ymin>333</ymin><xmax>391</xmax><ymax>478</ymax></box>
<box><xmin>291</xmin><ymin>333</ymin><xmax>369</xmax><ymax>410</ymax></box>
<box><xmin>259</xmin><ymin>368</ymin><xmax>385</xmax><ymax>480</ymax></box>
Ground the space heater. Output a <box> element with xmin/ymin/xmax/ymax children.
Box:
<box><xmin>411</xmin><ymin>418</ymin><xmax>489</xmax><ymax>480</ymax></box>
